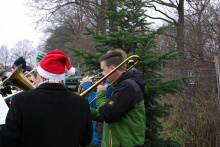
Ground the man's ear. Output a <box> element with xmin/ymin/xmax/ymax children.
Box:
<box><xmin>110</xmin><ymin>66</ymin><xmax>115</xmax><ymax>70</ymax></box>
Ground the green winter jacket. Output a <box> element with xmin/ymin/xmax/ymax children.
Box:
<box><xmin>91</xmin><ymin>69</ymin><xmax>146</xmax><ymax>147</ymax></box>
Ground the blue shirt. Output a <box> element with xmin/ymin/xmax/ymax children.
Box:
<box><xmin>82</xmin><ymin>80</ymin><xmax>113</xmax><ymax>146</ymax></box>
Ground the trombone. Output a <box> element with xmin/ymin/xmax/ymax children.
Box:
<box><xmin>77</xmin><ymin>72</ymin><xmax>102</xmax><ymax>94</ymax></box>
<box><xmin>79</xmin><ymin>55</ymin><xmax>140</xmax><ymax>98</ymax></box>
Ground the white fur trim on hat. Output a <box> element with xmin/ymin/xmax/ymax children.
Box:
<box><xmin>37</xmin><ymin>65</ymin><xmax>65</xmax><ymax>81</ymax></box>
<box><xmin>68</xmin><ymin>67</ymin><xmax>75</xmax><ymax>75</ymax></box>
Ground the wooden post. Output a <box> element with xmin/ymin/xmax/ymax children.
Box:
<box><xmin>214</xmin><ymin>56</ymin><xmax>220</xmax><ymax>146</ymax></box>
<box><xmin>214</xmin><ymin>56</ymin><xmax>220</xmax><ymax>110</ymax></box>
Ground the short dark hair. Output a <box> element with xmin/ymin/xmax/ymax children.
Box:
<box><xmin>99</xmin><ymin>50</ymin><xmax>125</xmax><ymax>70</ymax></box>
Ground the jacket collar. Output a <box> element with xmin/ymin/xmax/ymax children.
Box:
<box><xmin>36</xmin><ymin>83</ymin><xmax>68</xmax><ymax>91</ymax></box>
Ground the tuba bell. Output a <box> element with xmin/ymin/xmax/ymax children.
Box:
<box><xmin>2</xmin><ymin>65</ymin><xmax>35</xmax><ymax>101</ymax></box>
<box><xmin>4</xmin><ymin>64</ymin><xmax>35</xmax><ymax>91</ymax></box>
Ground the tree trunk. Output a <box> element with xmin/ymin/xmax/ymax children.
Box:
<box><xmin>176</xmin><ymin>0</ymin><xmax>185</xmax><ymax>58</ymax></box>
<box><xmin>97</xmin><ymin>0</ymin><xmax>107</xmax><ymax>36</ymax></box>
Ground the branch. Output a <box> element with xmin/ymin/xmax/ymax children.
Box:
<box><xmin>151</xmin><ymin>0</ymin><xmax>178</xmax><ymax>9</ymax></box>
<box><xmin>175</xmin><ymin>0</ymin><xmax>179</xmax><ymax>6</ymax></box>
<box><xmin>146</xmin><ymin>15</ymin><xmax>173</xmax><ymax>24</ymax></box>
<box><xmin>146</xmin><ymin>4</ymin><xmax>177</xmax><ymax>23</ymax></box>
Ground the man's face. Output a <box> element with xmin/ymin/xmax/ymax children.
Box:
<box><xmin>36</xmin><ymin>72</ymin><xmax>43</xmax><ymax>86</ymax></box>
<box><xmin>100</xmin><ymin>61</ymin><xmax>115</xmax><ymax>83</ymax></box>
<box><xmin>11</xmin><ymin>65</ymin><xmax>18</xmax><ymax>73</ymax></box>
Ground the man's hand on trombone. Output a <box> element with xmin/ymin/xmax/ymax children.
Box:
<box><xmin>97</xmin><ymin>84</ymin><xmax>108</xmax><ymax>92</ymax></box>
<box><xmin>80</xmin><ymin>75</ymin><xmax>109</xmax><ymax>92</ymax></box>
<box><xmin>80</xmin><ymin>76</ymin><xmax>92</xmax><ymax>85</ymax></box>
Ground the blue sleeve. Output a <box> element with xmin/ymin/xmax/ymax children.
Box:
<box><xmin>82</xmin><ymin>82</ymin><xmax>97</xmax><ymax>108</ymax></box>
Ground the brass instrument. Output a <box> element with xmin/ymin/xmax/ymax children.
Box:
<box><xmin>2</xmin><ymin>65</ymin><xmax>35</xmax><ymax>101</ymax></box>
<box><xmin>79</xmin><ymin>55</ymin><xmax>140</xmax><ymax>98</ymax></box>
<box><xmin>77</xmin><ymin>72</ymin><xmax>102</xmax><ymax>94</ymax></box>
<box><xmin>0</xmin><ymin>74</ymin><xmax>11</xmax><ymax>86</ymax></box>
<box><xmin>0</xmin><ymin>66</ymin><xmax>36</xmax><ymax>86</ymax></box>
<box><xmin>25</xmin><ymin>68</ymin><xmax>36</xmax><ymax>78</ymax></box>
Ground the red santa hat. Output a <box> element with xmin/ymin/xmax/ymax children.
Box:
<box><xmin>37</xmin><ymin>49</ymin><xmax>75</xmax><ymax>80</ymax></box>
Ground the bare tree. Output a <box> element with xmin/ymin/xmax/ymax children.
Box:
<box><xmin>146</xmin><ymin>0</ymin><xmax>220</xmax><ymax>62</ymax></box>
<box><xmin>0</xmin><ymin>45</ymin><xmax>10</xmax><ymax>70</ymax></box>
<box><xmin>184</xmin><ymin>0</ymin><xmax>220</xmax><ymax>62</ymax></box>
<box><xmin>42</xmin><ymin>4</ymin><xmax>88</xmax><ymax>50</ymax></box>
<box><xmin>26</xmin><ymin>0</ymin><xmax>111</xmax><ymax>35</ymax></box>
<box><xmin>10</xmin><ymin>40</ymin><xmax>37</xmax><ymax>66</ymax></box>
<box><xmin>146</xmin><ymin>0</ymin><xmax>185</xmax><ymax>57</ymax></box>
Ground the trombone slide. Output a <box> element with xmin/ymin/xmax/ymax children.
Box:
<box><xmin>79</xmin><ymin>55</ymin><xmax>140</xmax><ymax>98</ymax></box>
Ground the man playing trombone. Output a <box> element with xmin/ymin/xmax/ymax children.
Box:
<box><xmin>91</xmin><ymin>50</ymin><xmax>146</xmax><ymax>147</ymax></box>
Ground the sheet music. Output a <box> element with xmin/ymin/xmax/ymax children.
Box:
<box><xmin>0</xmin><ymin>95</ymin><xmax>9</xmax><ymax>125</ymax></box>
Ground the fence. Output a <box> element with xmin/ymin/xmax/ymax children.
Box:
<box><xmin>159</xmin><ymin>58</ymin><xmax>220</xmax><ymax>146</ymax></box>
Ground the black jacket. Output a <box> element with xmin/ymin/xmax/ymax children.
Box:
<box><xmin>99</xmin><ymin>68</ymin><xmax>146</xmax><ymax>123</ymax></box>
<box><xmin>0</xmin><ymin>83</ymin><xmax>92</xmax><ymax>147</ymax></box>
<box><xmin>97</xmin><ymin>68</ymin><xmax>146</xmax><ymax>146</ymax></box>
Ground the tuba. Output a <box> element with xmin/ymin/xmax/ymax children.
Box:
<box><xmin>79</xmin><ymin>55</ymin><xmax>140</xmax><ymax>101</ymax></box>
<box><xmin>2</xmin><ymin>65</ymin><xmax>35</xmax><ymax>101</ymax></box>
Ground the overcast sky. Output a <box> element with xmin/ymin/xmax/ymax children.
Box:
<box><xmin>0</xmin><ymin>0</ymin><xmax>43</xmax><ymax>49</ymax></box>
<box><xmin>0</xmin><ymin>1</ymin><xmax>170</xmax><ymax>50</ymax></box>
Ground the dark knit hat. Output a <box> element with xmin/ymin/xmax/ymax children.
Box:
<box><xmin>25</xmin><ymin>66</ymin><xmax>33</xmax><ymax>72</ymax></box>
<box><xmin>14</xmin><ymin>57</ymin><xmax>26</xmax><ymax>69</ymax></box>
<box><xmin>36</xmin><ymin>52</ymin><xmax>47</xmax><ymax>61</ymax></box>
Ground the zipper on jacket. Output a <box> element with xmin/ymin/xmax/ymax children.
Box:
<box><xmin>109</xmin><ymin>130</ymin><xmax>112</xmax><ymax>147</ymax></box>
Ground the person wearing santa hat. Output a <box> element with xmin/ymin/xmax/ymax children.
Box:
<box><xmin>0</xmin><ymin>49</ymin><xmax>93</xmax><ymax>147</ymax></box>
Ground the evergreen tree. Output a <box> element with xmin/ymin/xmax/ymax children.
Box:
<box><xmin>67</xmin><ymin>0</ymin><xmax>188</xmax><ymax>146</ymax></box>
